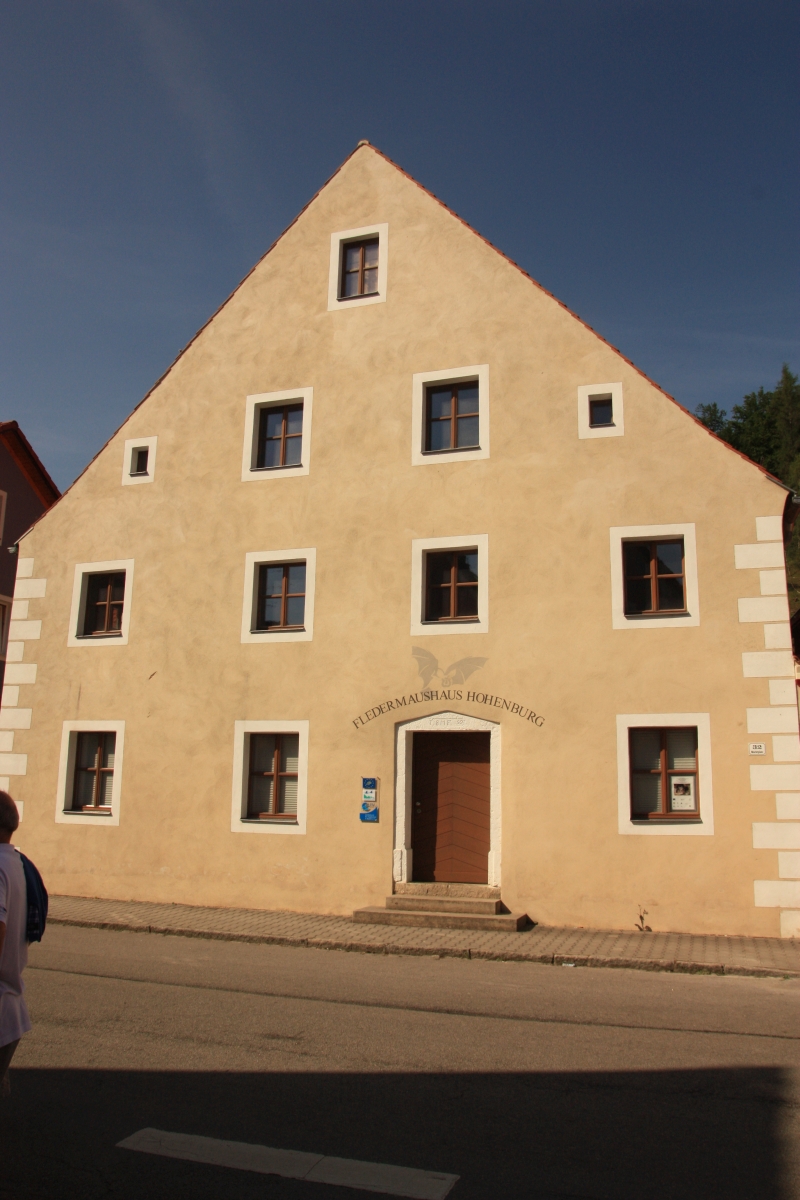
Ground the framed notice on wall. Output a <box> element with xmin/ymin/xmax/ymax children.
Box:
<box><xmin>670</xmin><ymin>776</ymin><xmax>696</xmax><ymax>812</ymax></box>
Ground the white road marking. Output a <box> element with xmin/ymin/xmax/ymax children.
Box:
<box><xmin>117</xmin><ymin>1127</ymin><xmax>459</xmax><ymax>1199</ymax></box>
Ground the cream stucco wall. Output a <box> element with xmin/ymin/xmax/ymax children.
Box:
<box><xmin>4</xmin><ymin>145</ymin><xmax>796</xmax><ymax>936</ymax></box>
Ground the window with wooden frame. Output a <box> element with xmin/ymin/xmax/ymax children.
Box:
<box><xmin>254</xmin><ymin>562</ymin><xmax>306</xmax><ymax>631</ymax></box>
<box><xmin>623</xmin><ymin>540</ymin><xmax>685</xmax><ymax>615</ymax></box>
<box><xmin>629</xmin><ymin>727</ymin><xmax>699</xmax><ymax>820</ymax></box>
<box><xmin>425</xmin><ymin>551</ymin><xmax>479</xmax><ymax>623</ymax></box>
<box><xmin>339</xmin><ymin>238</ymin><xmax>379</xmax><ymax>299</ymax></box>
<box><xmin>425</xmin><ymin>382</ymin><xmax>480</xmax><ymax>453</ymax></box>
<box><xmin>82</xmin><ymin>572</ymin><xmax>126</xmax><ymax>636</ymax></box>
<box><xmin>70</xmin><ymin>732</ymin><xmax>116</xmax><ymax>813</ymax></box>
<box><xmin>247</xmin><ymin>733</ymin><xmax>299</xmax><ymax>820</ymax></box>
<box><xmin>256</xmin><ymin>404</ymin><xmax>303</xmax><ymax>469</ymax></box>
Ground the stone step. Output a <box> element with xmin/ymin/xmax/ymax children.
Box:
<box><xmin>386</xmin><ymin>895</ymin><xmax>503</xmax><ymax>915</ymax></box>
<box><xmin>352</xmin><ymin>907</ymin><xmax>529</xmax><ymax>932</ymax></box>
<box><xmin>394</xmin><ymin>882</ymin><xmax>501</xmax><ymax>900</ymax></box>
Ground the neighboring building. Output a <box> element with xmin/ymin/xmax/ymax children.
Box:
<box><xmin>0</xmin><ymin>422</ymin><xmax>60</xmax><ymax>688</ymax></box>
<box><xmin>4</xmin><ymin>144</ymin><xmax>799</xmax><ymax>937</ymax></box>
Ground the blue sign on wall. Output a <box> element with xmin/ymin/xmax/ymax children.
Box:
<box><xmin>360</xmin><ymin>777</ymin><xmax>379</xmax><ymax>822</ymax></box>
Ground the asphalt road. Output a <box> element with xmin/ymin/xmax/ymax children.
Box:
<box><xmin>1</xmin><ymin>924</ymin><xmax>798</xmax><ymax>1200</ymax></box>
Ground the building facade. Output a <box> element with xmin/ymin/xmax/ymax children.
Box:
<box><xmin>4</xmin><ymin>144</ymin><xmax>800</xmax><ymax>937</ymax></box>
<box><xmin>0</xmin><ymin>421</ymin><xmax>60</xmax><ymax>688</ymax></box>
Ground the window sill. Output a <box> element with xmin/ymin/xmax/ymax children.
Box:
<box><xmin>421</xmin><ymin>446</ymin><xmax>482</xmax><ymax>457</ymax></box>
<box><xmin>129</xmin><ymin>471</ymin><xmax>149</xmax><ymax>478</ymax></box>
<box><xmin>631</xmin><ymin>817</ymin><xmax>702</xmax><ymax>825</ymax></box>
<box><xmin>623</xmin><ymin>611</ymin><xmax>691</xmax><ymax>621</ymax></box>
<box><xmin>336</xmin><ymin>291</ymin><xmax>379</xmax><ymax>302</ymax></box>
<box><xmin>421</xmin><ymin>619</ymin><xmax>480</xmax><ymax>626</ymax></box>
<box><xmin>62</xmin><ymin>808</ymin><xmax>112</xmax><ymax>817</ymax></box>
<box><xmin>76</xmin><ymin>633</ymin><xmax>123</xmax><ymax>640</ymax></box>
<box><xmin>250</xmin><ymin>627</ymin><xmax>306</xmax><ymax>635</ymax></box>
<box><xmin>240</xmin><ymin>817</ymin><xmax>299</xmax><ymax>825</ymax></box>
<box><xmin>249</xmin><ymin>464</ymin><xmax>303</xmax><ymax>474</ymax></box>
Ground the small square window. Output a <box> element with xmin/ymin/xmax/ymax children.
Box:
<box><xmin>425</xmin><ymin>383</ymin><xmax>480</xmax><ymax>453</ymax></box>
<box><xmin>256</xmin><ymin>404</ymin><xmax>303</xmax><ymax>469</ymax></box>
<box><xmin>247</xmin><ymin>733</ymin><xmax>299</xmax><ymax>821</ymax></box>
<box><xmin>623</xmin><ymin>540</ymin><xmax>685</xmax><ymax>615</ymax></box>
<box><xmin>425</xmin><ymin>551</ymin><xmax>479</xmax><ymax>623</ymax></box>
<box><xmin>121</xmin><ymin>436</ymin><xmax>157</xmax><ymax>485</ymax></box>
<box><xmin>70</xmin><ymin>732</ymin><xmax>116</xmax><ymax>813</ymax></box>
<box><xmin>589</xmin><ymin>396</ymin><xmax>614</xmax><ymax>427</ymax></box>
<box><xmin>340</xmin><ymin>238</ymin><xmax>379</xmax><ymax>299</ymax></box>
<box><xmin>254</xmin><ymin>562</ymin><xmax>306</xmax><ymax>631</ymax></box>
<box><xmin>577</xmin><ymin>382</ymin><xmax>624</xmax><ymax>439</ymax></box>
<box><xmin>130</xmin><ymin>447</ymin><xmax>149</xmax><ymax>475</ymax></box>
<box><xmin>82</xmin><ymin>572</ymin><xmax>126</xmax><ymax>636</ymax></box>
<box><xmin>629</xmin><ymin>727</ymin><xmax>699</xmax><ymax>821</ymax></box>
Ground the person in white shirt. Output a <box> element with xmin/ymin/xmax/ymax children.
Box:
<box><xmin>0</xmin><ymin>791</ymin><xmax>31</xmax><ymax>1097</ymax></box>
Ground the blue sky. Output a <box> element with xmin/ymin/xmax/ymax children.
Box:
<box><xmin>1</xmin><ymin>0</ymin><xmax>797</xmax><ymax>489</ymax></box>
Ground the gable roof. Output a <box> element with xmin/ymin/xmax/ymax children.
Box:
<box><xmin>0</xmin><ymin>421</ymin><xmax>60</xmax><ymax>508</ymax></box>
<box><xmin>50</xmin><ymin>141</ymin><xmax>787</xmax><ymax>510</ymax></box>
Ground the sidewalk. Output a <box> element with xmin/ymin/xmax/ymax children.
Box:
<box><xmin>47</xmin><ymin>894</ymin><xmax>800</xmax><ymax>979</ymax></box>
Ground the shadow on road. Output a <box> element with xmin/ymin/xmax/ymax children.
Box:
<box><xmin>0</xmin><ymin>1065</ymin><xmax>792</xmax><ymax>1199</ymax></box>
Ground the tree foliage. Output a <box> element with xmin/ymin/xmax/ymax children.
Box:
<box><xmin>696</xmin><ymin>366</ymin><xmax>800</xmax><ymax>612</ymax></box>
<box><xmin>696</xmin><ymin>365</ymin><xmax>800</xmax><ymax>487</ymax></box>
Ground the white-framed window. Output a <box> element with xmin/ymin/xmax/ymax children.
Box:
<box><xmin>231</xmin><ymin>720</ymin><xmax>309</xmax><ymax>835</ymax></box>
<box><xmin>327</xmin><ymin>223</ymin><xmax>388</xmax><ymax>311</ymax></box>
<box><xmin>411</xmin><ymin>365</ymin><xmax>490</xmax><ymax>467</ymax></box>
<box><xmin>241</xmin><ymin>388</ymin><xmax>313</xmax><ymax>482</ymax></box>
<box><xmin>67</xmin><ymin>560</ymin><xmax>134</xmax><ymax>647</ymax></box>
<box><xmin>55</xmin><ymin>719</ymin><xmax>125</xmax><ymax>826</ymax></box>
<box><xmin>121</xmin><ymin>436</ymin><xmax>158</xmax><ymax>485</ymax></box>
<box><xmin>616</xmin><ymin>713</ymin><xmax>713</xmax><ymax>835</ymax></box>
<box><xmin>241</xmin><ymin>549</ymin><xmax>316</xmax><ymax>644</ymax></box>
<box><xmin>410</xmin><ymin>535</ymin><xmax>489</xmax><ymax>636</ymax></box>
<box><xmin>578</xmin><ymin>382</ymin><xmax>624</xmax><ymax>440</ymax></box>
<box><xmin>609</xmin><ymin>524</ymin><xmax>699</xmax><ymax>629</ymax></box>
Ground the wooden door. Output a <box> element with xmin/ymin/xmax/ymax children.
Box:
<box><xmin>411</xmin><ymin>731</ymin><xmax>491</xmax><ymax>883</ymax></box>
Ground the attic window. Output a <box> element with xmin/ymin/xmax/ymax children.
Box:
<box><xmin>577</xmin><ymin>383</ymin><xmax>624</xmax><ymax>440</ymax></box>
<box><xmin>122</xmin><ymin>436</ymin><xmax>157</xmax><ymax>485</ymax></box>
<box><xmin>589</xmin><ymin>396</ymin><xmax>614</xmax><ymax>428</ymax></box>
<box><xmin>340</xmin><ymin>238</ymin><xmax>378</xmax><ymax>299</ymax></box>
<box><xmin>130</xmin><ymin>447</ymin><xmax>149</xmax><ymax>476</ymax></box>
<box><xmin>328</xmin><ymin>224</ymin><xmax>388</xmax><ymax>311</ymax></box>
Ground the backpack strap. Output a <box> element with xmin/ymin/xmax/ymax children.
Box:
<box><xmin>17</xmin><ymin>851</ymin><xmax>48</xmax><ymax>944</ymax></box>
